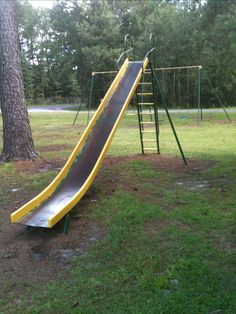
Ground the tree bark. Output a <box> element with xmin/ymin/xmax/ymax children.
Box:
<box><xmin>0</xmin><ymin>0</ymin><xmax>37</xmax><ymax>161</ymax></box>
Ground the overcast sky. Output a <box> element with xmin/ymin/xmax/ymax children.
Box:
<box><xmin>29</xmin><ymin>0</ymin><xmax>54</xmax><ymax>9</ymax></box>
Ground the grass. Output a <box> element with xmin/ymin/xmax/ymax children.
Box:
<box><xmin>0</xmin><ymin>110</ymin><xmax>236</xmax><ymax>313</ymax></box>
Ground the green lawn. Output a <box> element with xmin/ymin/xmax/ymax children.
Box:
<box><xmin>0</xmin><ymin>110</ymin><xmax>235</xmax><ymax>313</ymax></box>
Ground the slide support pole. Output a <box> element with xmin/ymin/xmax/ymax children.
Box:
<box><xmin>151</xmin><ymin>64</ymin><xmax>187</xmax><ymax>165</ymax></box>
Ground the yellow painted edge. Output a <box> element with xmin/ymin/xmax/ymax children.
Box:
<box><xmin>48</xmin><ymin>58</ymin><xmax>149</xmax><ymax>227</ymax></box>
<box><xmin>10</xmin><ymin>59</ymin><xmax>129</xmax><ymax>223</ymax></box>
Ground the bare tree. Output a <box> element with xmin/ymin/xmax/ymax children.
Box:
<box><xmin>0</xmin><ymin>0</ymin><xmax>37</xmax><ymax>161</ymax></box>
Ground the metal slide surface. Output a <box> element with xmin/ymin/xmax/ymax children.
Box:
<box><xmin>11</xmin><ymin>59</ymin><xmax>148</xmax><ymax>228</ymax></box>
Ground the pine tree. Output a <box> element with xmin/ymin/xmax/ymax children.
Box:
<box><xmin>0</xmin><ymin>0</ymin><xmax>37</xmax><ymax>161</ymax></box>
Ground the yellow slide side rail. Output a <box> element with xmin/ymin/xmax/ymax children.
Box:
<box><xmin>11</xmin><ymin>59</ymin><xmax>129</xmax><ymax>223</ymax></box>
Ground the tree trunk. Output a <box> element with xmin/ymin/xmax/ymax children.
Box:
<box><xmin>0</xmin><ymin>0</ymin><xmax>37</xmax><ymax>161</ymax></box>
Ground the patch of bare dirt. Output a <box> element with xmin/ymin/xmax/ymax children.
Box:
<box><xmin>37</xmin><ymin>144</ymin><xmax>73</xmax><ymax>153</ymax></box>
<box><xmin>1</xmin><ymin>153</ymin><xmax>214</xmax><ymax>300</ymax></box>
<box><xmin>212</xmin><ymin>235</ymin><xmax>236</xmax><ymax>253</ymax></box>
<box><xmin>94</xmin><ymin>154</ymin><xmax>215</xmax><ymax>210</ymax></box>
<box><xmin>105</xmin><ymin>153</ymin><xmax>214</xmax><ymax>174</ymax></box>
<box><xmin>14</xmin><ymin>158</ymin><xmax>65</xmax><ymax>175</ymax></box>
<box><xmin>144</xmin><ymin>219</ymin><xmax>192</xmax><ymax>234</ymax></box>
<box><xmin>0</xmin><ymin>204</ymin><xmax>105</xmax><ymax>299</ymax></box>
<box><xmin>15</xmin><ymin>154</ymin><xmax>213</xmax><ymax>177</ymax></box>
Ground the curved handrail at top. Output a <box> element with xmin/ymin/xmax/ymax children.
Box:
<box><xmin>144</xmin><ymin>47</ymin><xmax>156</xmax><ymax>61</ymax></box>
<box><xmin>116</xmin><ymin>47</ymin><xmax>133</xmax><ymax>69</ymax></box>
<box><xmin>124</xmin><ymin>34</ymin><xmax>135</xmax><ymax>60</ymax></box>
<box><xmin>148</xmin><ymin>33</ymin><xmax>156</xmax><ymax>68</ymax></box>
<box><xmin>116</xmin><ymin>34</ymin><xmax>136</xmax><ymax>69</ymax></box>
<box><xmin>149</xmin><ymin>33</ymin><xmax>155</xmax><ymax>50</ymax></box>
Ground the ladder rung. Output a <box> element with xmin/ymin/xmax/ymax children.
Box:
<box><xmin>139</xmin><ymin>110</ymin><xmax>154</xmax><ymax>115</ymax></box>
<box><xmin>140</xmin><ymin>122</ymin><xmax>155</xmax><ymax>124</ymax></box>
<box><xmin>143</xmin><ymin>139</ymin><xmax>156</xmax><ymax>142</ymax></box>
<box><xmin>138</xmin><ymin>82</ymin><xmax>152</xmax><ymax>85</ymax></box>
<box><xmin>139</xmin><ymin>112</ymin><xmax>153</xmax><ymax>115</ymax></box>
<box><xmin>137</xmin><ymin>93</ymin><xmax>153</xmax><ymax>96</ymax></box>
<box><xmin>144</xmin><ymin>148</ymin><xmax>157</xmax><ymax>151</ymax></box>
<box><xmin>141</xmin><ymin>130</ymin><xmax>156</xmax><ymax>133</ymax></box>
<box><xmin>138</xmin><ymin>102</ymin><xmax>154</xmax><ymax>106</ymax></box>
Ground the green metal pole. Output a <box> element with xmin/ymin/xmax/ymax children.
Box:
<box><xmin>63</xmin><ymin>215</ymin><xmax>70</xmax><ymax>235</ymax></box>
<box><xmin>150</xmin><ymin>64</ymin><xmax>160</xmax><ymax>154</ymax></box>
<box><xmin>136</xmin><ymin>90</ymin><xmax>145</xmax><ymax>154</ymax></box>
<box><xmin>199</xmin><ymin>67</ymin><xmax>203</xmax><ymax>120</ymax></box>
<box><xmin>197</xmin><ymin>66</ymin><xmax>202</xmax><ymax>123</ymax></box>
<box><xmin>173</xmin><ymin>70</ymin><xmax>176</xmax><ymax>107</ymax></box>
<box><xmin>87</xmin><ymin>74</ymin><xmax>94</xmax><ymax>125</ymax></box>
<box><xmin>151</xmin><ymin>65</ymin><xmax>187</xmax><ymax>165</ymax></box>
<box><xmin>73</xmin><ymin>100</ymin><xmax>83</xmax><ymax>125</ymax></box>
<box><xmin>186</xmin><ymin>68</ymin><xmax>189</xmax><ymax>108</ymax></box>
<box><xmin>178</xmin><ymin>68</ymin><xmax>181</xmax><ymax>107</ymax></box>
<box><xmin>204</xmin><ymin>71</ymin><xmax>232</xmax><ymax>123</ymax></box>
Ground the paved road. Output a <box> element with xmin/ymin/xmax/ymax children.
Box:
<box><xmin>28</xmin><ymin>105</ymin><xmax>78</xmax><ymax>112</ymax></box>
<box><xmin>27</xmin><ymin>105</ymin><xmax>236</xmax><ymax>113</ymax></box>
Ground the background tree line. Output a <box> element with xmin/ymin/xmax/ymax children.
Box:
<box><xmin>17</xmin><ymin>0</ymin><xmax>236</xmax><ymax>108</ymax></box>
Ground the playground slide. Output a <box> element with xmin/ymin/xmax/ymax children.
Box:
<box><xmin>10</xmin><ymin>58</ymin><xmax>149</xmax><ymax>228</ymax></box>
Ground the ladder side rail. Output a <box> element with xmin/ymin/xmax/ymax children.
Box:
<box><xmin>150</xmin><ymin>61</ymin><xmax>160</xmax><ymax>154</ymax></box>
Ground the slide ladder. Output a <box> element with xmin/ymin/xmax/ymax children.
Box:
<box><xmin>136</xmin><ymin>67</ymin><xmax>160</xmax><ymax>154</ymax></box>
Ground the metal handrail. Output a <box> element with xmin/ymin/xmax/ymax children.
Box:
<box><xmin>143</xmin><ymin>47</ymin><xmax>156</xmax><ymax>74</ymax></box>
<box><xmin>149</xmin><ymin>33</ymin><xmax>156</xmax><ymax>68</ymax></box>
<box><xmin>124</xmin><ymin>34</ymin><xmax>135</xmax><ymax>60</ymax></box>
<box><xmin>116</xmin><ymin>47</ymin><xmax>133</xmax><ymax>69</ymax></box>
<box><xmin>149</xmin><ymin>33</ymin><xmax>155</xmax><ymax>50</ymax></box>
<box><xmin>116</xmin><ymin>34</ymin><xmax>135</xmax><ymax>69</ymax></box>
<box><xmin>144</xmin><ymin>47</ymin><xmax>156</xmax><ymax>61</ymax></box>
